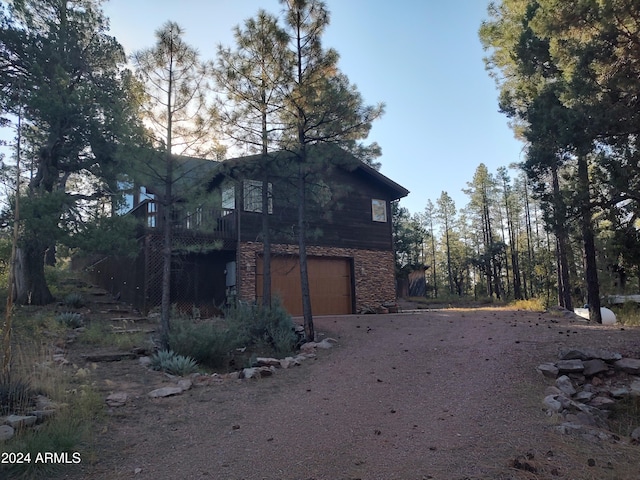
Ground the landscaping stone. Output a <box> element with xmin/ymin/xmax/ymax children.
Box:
<box><xmin>106</xmin><ymin>392</ymin><xmax>129</xmax><ymax>407</ymax></box>
<box><xmin>540</xmin><ymin>347</ymin><xmax>640</xmax><ymax>443</ymax></box>
<box><xmin>0</xmin><ymin>425</ymin><xmax>14</xmax><ymax>441</ymax></box>
<box><xmin>614</xmin><ymin>358</ymin><xmax>640</xmax><ymax>375</ymax></box>
<box><xmin>6</xmin><ymin>415</ymin><xmax>37</xmax><ymax>429</ymax></box>
<box><xmin>582</xmin><ymin>359</ymin><xmax>609</xmax><ymax>377</ymax></box>
<box><xmin>556</xmin><ymin>375</ymin><xmax>576</xmax><ymax>396</ymax></box>
<box><xmin>537</xmin><ymin>363</ymin><xmax>559</xmax><ymax>378</ymax></box>
<box><xmin>557</xmin><ymin>359</ymin><xmax>584</xmax><ymax>373</ymax></box>
<box><xmin>148</xmin><ymin>386</ymin><xmax>183</xmax><ymax>398</ymax></box>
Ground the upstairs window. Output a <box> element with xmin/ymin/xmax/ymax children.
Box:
<box><xmin>371</xmin><ymin>198</ymin><xmax>387</xmax><ymax>222</ymax></box>
<box><xmin>222</xmin><ymin>184</ymin><xmax>235</xmax><ymax>210</ymax></box>
<box><xmin>244</xmin><ymin>180</ymin><xmax>272</xmax><ymax>214</ymax></box>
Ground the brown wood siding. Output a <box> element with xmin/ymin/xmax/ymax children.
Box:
<box><xmin>238</xmin><ymin>166</ymin><xmax>395</xmax><ymax>251</ymax></box>
<box><xmin>256</xmin><ymin>256</ymin><xmax>353</xmax><ymax>316</ymax></box>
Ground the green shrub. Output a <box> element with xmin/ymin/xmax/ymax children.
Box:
<box><xmin>225</xmin><ymin>298</ymin><xmax>297</xmax><ymax>357</ymax></box>
<box><xmin>168</xmin><ymin>318</ymin><xmax>244</xmax><ymax>368</ymax></box>
<box><xmin>150</xmin><ymin>350</ymin><xmax>198</xmax><ymax>376</ymax></box>
<box><xmin>63</xmin><ymin>292</ymin><xmax>85</xmax><ymax>309</ymax></box>
<box><xmin>167</xmin><ymin>299</ymin><xmax>297</xmax><ymax>369</ymax></box>
<box><xmin>55</xmin><ymin>312</ymin><xmax>85</xmax><ymax>328</ymax></box>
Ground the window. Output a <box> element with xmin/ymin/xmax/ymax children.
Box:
<box><xmin>147</xmin><ymin>200</ymin><xmax>157</xmax><ymax>228</ymax></box>
<box><xmin>371</xmin><ymin>199</ymin><xmax>387</xmax><ymax>222</ymax></box>
<box><xmin>243</xmin><ymin>180</ymin><xmax>272</xmax><ymax>214</ymax></box>
<box><xmin>222</xmin><ymin>184</ymin><xmax>235</xmax><ymax>210</ymax></box>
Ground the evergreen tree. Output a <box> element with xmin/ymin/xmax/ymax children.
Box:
<box><xmin>215</xmin><ymin>11</ymin><xmax>291</xmax><ymax>307</ymax></box>
<box><xmin>0</xmin><ymin>0</ymin><xmax>142</xmax><ymax>305</ymax></box>
<box><xmin>132</xmin><ymin>21</ymin><xmax>221</xmax><ymax>348</ymax></box>
<box><xmin>278</xmin><ymin>0</ymin><xmax>384</xmax><ymax>340</ymax></box>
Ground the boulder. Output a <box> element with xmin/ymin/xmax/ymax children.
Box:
<box><xmin>556</xmin><ymin>375</ymin><xmax>576</xmax><ymax>396</ymax></box>
<box><xmin>557</xmin><ymin>360</ymin><xmax>584</xmax><ymax>374</ymax></box>
<box><xmin>582</xmin><ymin>359</ymin><xmax>609</xmax><ymax>377</ymax></box>
<box><xmin>614</xmin><ymin>358</ymin><xmax>640</xmax><ymax>375</ymax></box>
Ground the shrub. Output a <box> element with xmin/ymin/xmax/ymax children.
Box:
<box><xmin>150</xmin><ymin>350</ymin><xmax>198</xmax><ymax>376</ymax></box>
<box><xmin>510</xmin><ymin>298</ymin><xmax>547</xmax><ymax>312</ymax></box>
<box><xmin>168</xmin><ymin>318</ymin><xmax>244</xmax><ymax>368</ymax></box>
<box><xmin>224</xmin><ymin>298</ymin><xmax>297</xmax><ymax>357</ymax></box>
<box><xmin>55</xmin><ymin>312</ymin><xmax>85</xmax><ymax>328</ymax></box>
<box><xmin>63</xmin><ymin>292</ymin><xmax>85</xmax><ymax>309</ymax></box>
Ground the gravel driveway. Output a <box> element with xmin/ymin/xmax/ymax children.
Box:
<box><xmin>63</xmin><ymin>308</ymin><xmax>640</xmax><ymax>480</ymax></box>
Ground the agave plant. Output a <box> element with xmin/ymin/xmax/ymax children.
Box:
<box><xmin>150</xmin><ymin>350</ymin><xmax>198</xmax><ymax>376</ymax></box>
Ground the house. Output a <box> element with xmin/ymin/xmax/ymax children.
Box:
<box><xmin>83</xmin><ymin>147</ymin><xmax>409</xmax><ymax>316</ymax></box>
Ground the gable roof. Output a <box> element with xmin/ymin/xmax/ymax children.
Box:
<box><xmin>210</xmin><ymin>147</ymin><xmax>409</xmax><ymax>201</ymax></box>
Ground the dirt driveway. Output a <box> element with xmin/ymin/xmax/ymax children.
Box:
<box><xmin>62</xmin><ymin>308</ymin><xmax>640</xmax><ymax>480</ymax></box>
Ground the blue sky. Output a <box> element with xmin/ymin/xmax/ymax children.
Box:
<box><xmin>102</xmin><ymin>0</ymin><xmax>526</xmax><ymax>216</ymax></box>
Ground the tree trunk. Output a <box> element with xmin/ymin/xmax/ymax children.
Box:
<box><xmin>14</xmin><ymin>241</ymin><xmax>53</xmax><ymax>305</ymax></box>
<box><xmin>261</xmin><ymin>174</ymin><xmax>272</xmax><ymax>307</ymax></box>
<box><xmin>298</xmin><ymin>162</ymin><xmax>314</xmax><ymax>341</ymax></box>
<box><xmin>160</xmin><ymin>152</ymin><xmax>174</xmax><ymax>350</ymax></box>
<box><xmin>551</xmin><ymin>165</ymin><xmax>573</xmax><ymax>311</ymax></box>
<box><xmin>577</xmin><ymin>155</ymin><xmax>602</xmax><ymax>323</ymax></box>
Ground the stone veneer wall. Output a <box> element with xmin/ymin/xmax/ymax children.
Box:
<box><xmin>237</xmin><ymin>242</ymin><xmax>396</xmax><ymax>313</ymax></box>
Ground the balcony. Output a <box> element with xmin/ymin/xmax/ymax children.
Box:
<box><xmin>131</xmin><ymin>200</ymin><xmax>237</xmax><ymax>240</ymax></box>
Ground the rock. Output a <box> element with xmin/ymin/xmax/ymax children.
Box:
<box><xmin>299</xmin><ymin>342</ymin><xmax>317</xmax><ymax>353</ymax></box>
<box><xmin>589</xmin><ymin>396</ymin><xmax>615</xmax><ymax>408</ymax></box>
<box><xmin>29</xmin><ymin>410</ymin><xmax>57</xmax><ymax>422</ymax></box>
<box><xmin>557</xmin><ymin>359</ymin><xmax>584</xmax><ymax>373</ymax></box>
<box><xmin>556</xmin><ymin>375</ymin><xmax>577</xmax><ymax>396</ymax></box>
<box><xmin>543</xmin><ymin>395</ymin><xmax>563</xmax><ymax>412</ymax></box>
<box><xmin>225</xmin><ymin>371</ymin><xmax>241</xmax><ymax>380</ymax></box>
<box><xmin>139</xmin><ymin>356</ymin><xmax>152</xmax><ymax>367</ymax></box>
<box><xmin>558</xmin><ymin>348</ymin><xmax>622</xmax><ymax>362</ymax></box>
<box><xmin>573</xmin><ymin>391</ymin><xmax>595</xmax><ymax>402</ymax></box>
<box><xmin>176</xmin><ymin>379</ymin><xmax>192</xmax><ymax>391</ymax></box>
<box><xmin>242</xmin><ymin>367</ymin><xmax>261</xmax><ymax>379</ymax></box>
<box><xmin>610</xmin><ymin>387</ymin><xmax>630</xmax><ymax>398</ymax></box>
<box><xmin>545</xmin><ymin>386</ymin><xmax>563</xmax><ymax>396</ymax></box>
<box><xmin>537</xmin><ymin>363</ymin><xmax>559</xmax><ymax>378</ymax></box>
<box><xmin>106</xmin><ymin>392</ymin><xmax>128</xmax><ymax>407</ymax></box>
<box><xmin>315</xmin><ymin>338</ymin><xmax>335</xmax><ymax>349</ymax></box>
<box><xmin>614</xmin><ymin>358</ymin><xmax>640</xmax><ymax>375</ymax></box>
<box><xmin>0</xmin><ymin>425</ymin><xmax>14</xmax><ymax>441</ymax></box>
<box><xmin>582</xmin><ymin>359</ymin><xmax>609</xmax><ymax>377</ymax></box>
<box><xmin>6</xmin><ymin>415</ymin><xmax>37</xmax><ymax>429</ymax></box>
<box><xmin>257</xmin><ymin>366</ymin><xmax>276</xmax><ymax>377</ymax></box>
<box><xmin>255</xmin><ymin>357</ymin><xmax>281</xmax><ymax>367</ymax></box>
<box><xmin>148</xmin><ymin>386</ymin><xmax>183</xmax><ymax>398</ymax></box>
<box><xmin>631</xmin><ymin>427</ymin><xmax>640</xmax><ymax>442</ymax></box>
<box><xmin>630</xmin><ymin>380</ymin><xmax>640</xmax><ymax>396</ymax></box>
<box><xmin>34</xmin><ymin>395</ymin><xmax>56</xmax><ymax>411</ymax></box>
<box><xmin>279</xmin><ymin>357</ymin><xmax>298</xmax><ymax>369</ymax></box>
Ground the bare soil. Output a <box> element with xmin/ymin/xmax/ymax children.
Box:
<box><xmin>56</xmin><ymin>300</ymin><xmax>640</xmax><ymax>480</ymax></box>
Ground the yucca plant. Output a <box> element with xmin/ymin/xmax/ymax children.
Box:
<box><xmin>150</xmin><ymin>350</ymin><xmax>198</xmax><ymax>376</ymax></box>
<box><xmin>63</xmin><ymin>292</ymin><xmax>85</xmax><ymax>309</ymax></box>
<box><xmin>55</xmin><ymin>312</ymin><xmax>85</xmax><ymax>328</ymax></box>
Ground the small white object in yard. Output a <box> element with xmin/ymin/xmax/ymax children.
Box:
<box><xmin>573</xmin><ymin>307</ymin><xmax>617</xmax><ymax>325</ymax></box>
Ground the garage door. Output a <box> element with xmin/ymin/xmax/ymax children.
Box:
<box><xmin>256</xmin><ymin>256</ymin><xmax>353</xmax><ymax>316</ymax></box>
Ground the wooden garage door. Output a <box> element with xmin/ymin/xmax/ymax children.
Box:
<box><xmin>257</xmin><ymin>256</ymin><xmax>353</xmax><ymax>316</ymax></box>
